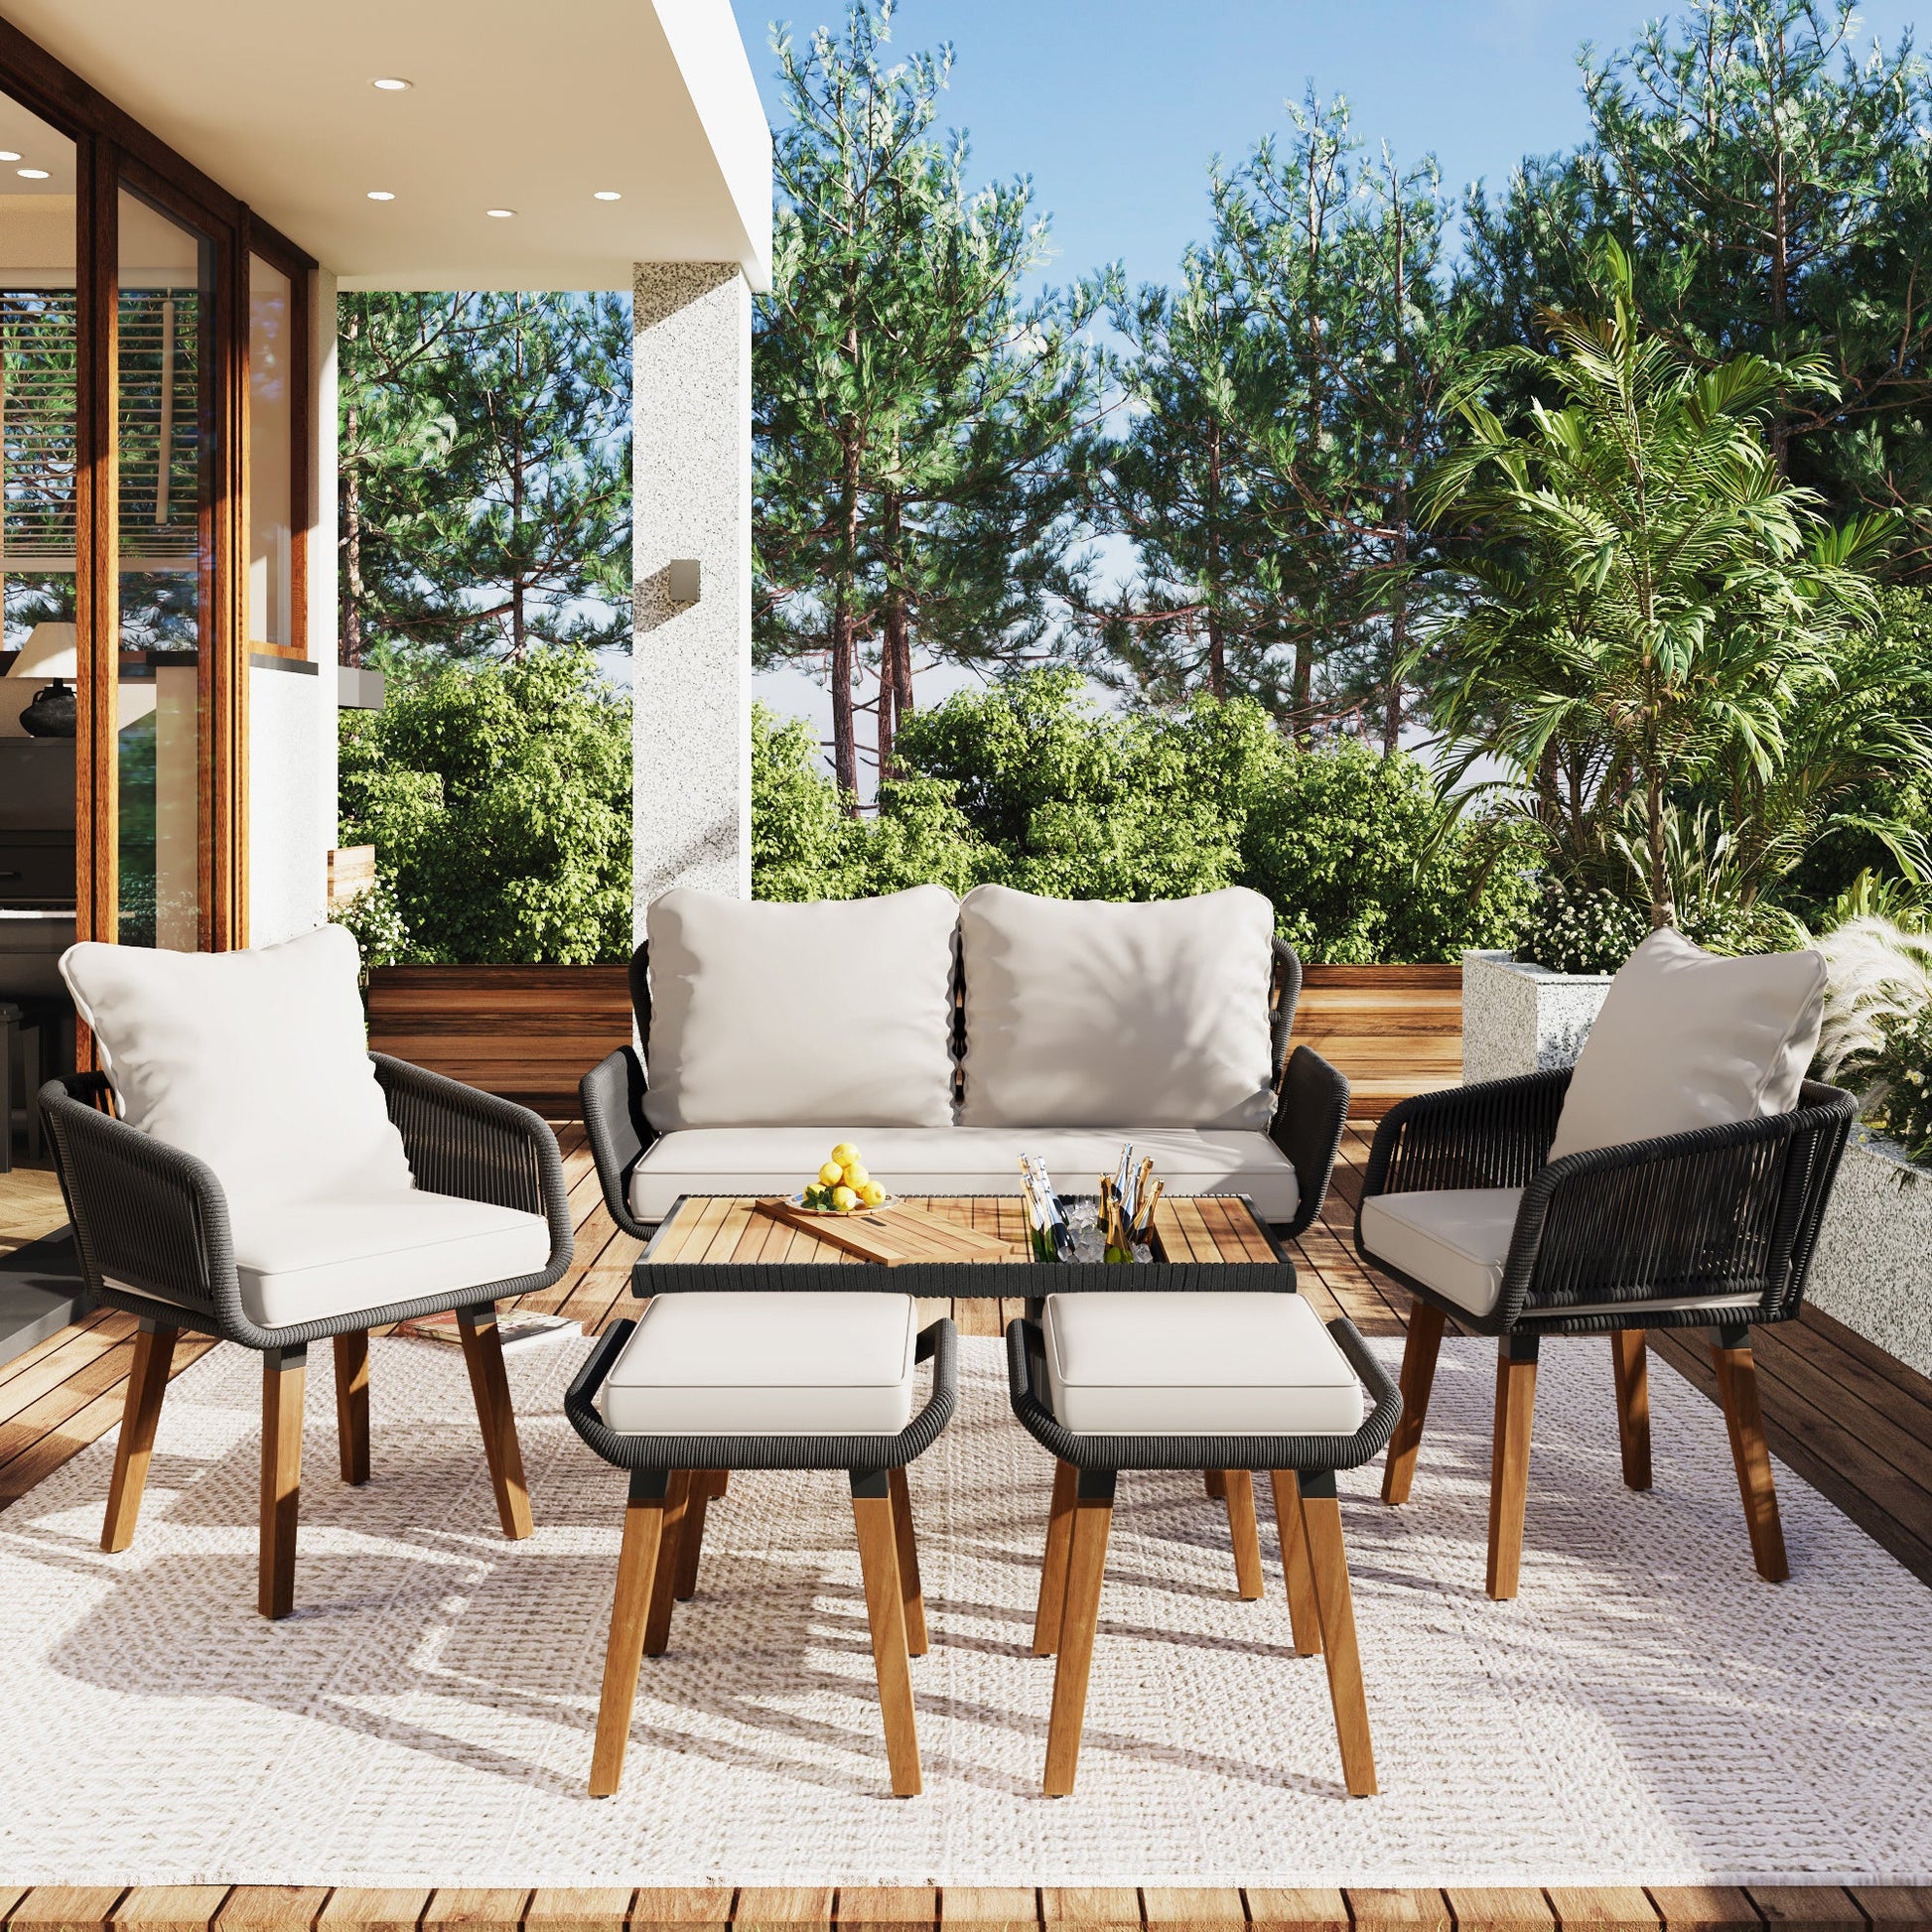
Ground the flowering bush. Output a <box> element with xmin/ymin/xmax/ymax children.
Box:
<box><xmin>1514</xmin><ymin>878</ymin><xmax>1649</xmax><ymax>975</ymax></box>
<box><xmin>1857</xmin><ymin>1008</ymin><xmax>1932</xmax><ymax>1168</ymax></box>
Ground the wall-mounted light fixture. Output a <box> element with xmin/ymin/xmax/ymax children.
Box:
<box><xmin>667</xmin><ymin>560</ymin><xmax>701</xmax><ymax>606</ymax></box>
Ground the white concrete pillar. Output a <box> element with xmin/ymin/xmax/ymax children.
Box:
<box><xmin>631</xmin><ymin>261</ymin><xmax>753</xmax><ymax>921</ymax></box>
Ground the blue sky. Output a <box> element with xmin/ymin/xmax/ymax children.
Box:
<box><xmin>729</xmin><ymin>0</ymin><xmax>1924</xmax><ymax>294</ymax></box>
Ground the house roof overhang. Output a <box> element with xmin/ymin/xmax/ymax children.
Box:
<box><xmin>0</xmin><ymin>0</ymin><xmax>772</xmax><ymax>292</ymax></box>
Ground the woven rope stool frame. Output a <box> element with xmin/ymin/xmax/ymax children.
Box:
<box><xmin>1006</xmin><ymin>1312</ymin><xmax>1401</xmax><ymax>1799</ymax></box>
<box><xmin>566</xmin><ymin>1316</ymin><xmax>958</xmax><ymax>1799</ymax></box>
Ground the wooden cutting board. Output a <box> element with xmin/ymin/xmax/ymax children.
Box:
<box><xmin>752</xmin><ymin>1197</ymin><xmax>1021</xmax><ymax>1267</ymax></box>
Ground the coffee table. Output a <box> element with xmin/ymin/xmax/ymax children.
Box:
<box><xmin>633</xmin><ymin>1191</ymin><xmax>1297</xmax><ymax>1303</ymax></box>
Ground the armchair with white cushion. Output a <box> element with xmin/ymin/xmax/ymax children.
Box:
<box><xmin>1355</xmin><ymin>928</ymin><xmax>1855</xmax><ymax>1599</ymax></box>
<box><xmin>44</xmin><ymin>926</ymin><xmax>573</xmax><ymax>1618</ymax></box>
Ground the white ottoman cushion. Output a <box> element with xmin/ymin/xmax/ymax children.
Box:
<box><xmin>597</xmin><ymin>1291</ymin><xmax>918</xmax><ymax>1436</ymax></box>
<box><xmin>1358</xmin><ymin>1187</ymin><xmax>1524</xmax><ymax>1318</ymax></box>
<box><xmin>1042</xmin><ymin>1291</ymin><xmax>1363</xmax><ymax>1437</ymax></box>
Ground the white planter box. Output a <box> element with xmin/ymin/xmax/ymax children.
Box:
<box><xmin>1461</xmin><ymin>950</ymin><xmax>1611</xmax><ymax>1084</ymax></box>
<box><xmin>1805</xmin><ymin>1129</ymin><xmax>1932</xmax><ymax>1380</ymax></box>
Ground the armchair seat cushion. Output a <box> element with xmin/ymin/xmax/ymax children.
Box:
<box><xmin>1040</xmin><ymin>1290</ymin><xmax>1364</xmax><ymax>1436</ymax></box>
<box><xmin>628</xmin><ymin>1125</ymin><xmax>1301</xmax><ymax>1226</ymax></box>
<box><xmin>107</xmin><ymin>1191</ymin><xmax>552</xmax><ymax>1330</ymax></box>
<box><xmin>1359</xmin><ymin>1187</ymin><xmax>1523</xmax><ymax>1317</ymax></box>
<box><xmin>595</xmin><ymin>1291</ymin><xmax>918</xmax><ymax>1436</ymax></box>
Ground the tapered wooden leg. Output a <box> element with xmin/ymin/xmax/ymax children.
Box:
<box><xmin>1204</xmin><ymin>1468</ymin><xmax>1227</xmax><ymax>1498</ymax></box>
<box><xmin>590</xmin><ymin>1469</ymin><xmax>669</xmax><ymax>1797</ymax></box>
<box><xmin>101</xmin><ymin>1319</ymin><xmax>178</xmax><ymax>1554</ymax></box>
<box><xmin>1486</xmin><ymin>1332</ymin><xmax>1539</xmax><ymax>1600</ymax></box>
<box><xmin>334</xmin><ymin>1331</ymin><xmax>370</xmax><ymax>1487</ymax></box>
<box><xmin>1381</xmin><ymin>1301</ymin><xmax>1445</xmax><ymax>1505</ymax></box>
<box><xmin>1221</xmin><ymin>1468</ymin><xmax>1266</xmax><ymax>1599</ymax></box>
<box><xmin>1610</xmin><ymin>1328</ymin><xmax>1651</xmax><ymax>1491</ymax></box>
<box><xmin>888</xmin><ymin>1465</ymin><xmax>928</xmax><ymax>1655</ymax></box>
<box><xmin>1713</xmin><ymin>1328</ymin><xmax>1788</xmax><ymax>1583</ymax></box>
<box><xmin>1298</xmin><ymin>1470</ymin><xmax>1376</xmax><ymax>1796</ymax></box>
<box><xmin>852</xmin><ymin>1470</ymin><xmax>921</xmax><ymax>1797</ymax></box>
<box><xmin>1269</xmin><ymin>1468</ymin><xmax>1322</xmax><ymax>1656</ymax></box>
<box><xmin>673</xmin><ymin>1468</ymin><xmax>721</xmax><ymax>1601</ymax></box>
<box><xmin>1033</xmin><ymin>1458</ymin><xmax>1078</xmax><ymax>1656</ymax></box>
<box><xmin>259</xmin><ymin>1344</ymin><xmax>307</xmax><ymax>1620</ymax></box>
<box><xmin>1043</xmin><ymin>1468</ymin><xmax>1115</xmax><ymax>1797</ymax></box>
<box><xmin>458</xmin><ymin>1306</ymin><xmax>533</xmax><ymax>1539</ymax></box>
<box><xmin>643</xmin><ymin>1469</ymin><xmax>693</xmax><ymax>1655</ymax></box>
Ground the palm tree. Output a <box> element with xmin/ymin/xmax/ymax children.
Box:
<box><xmin>1417</xmin><ymin>238</ymin><xmax>1895</xmax><ymax>930</ymax></box>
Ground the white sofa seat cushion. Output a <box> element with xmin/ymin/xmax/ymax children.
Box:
<box><xmin>108</xmin><ymin>1191</ymin><xmax>553</xmax><ymax>1330</ymax></box>
<box><xmin>641</xmin><ymin>886</ymin><xmax>958</xmax><ymax>1132</ymax></box>
<box><xmin>1358</xmin><ymin>1187</ymin><xmax>1524</xmax><ymax>1318</ymax></box>
<box><xmin>596</xmin><ymin>1292</ymin><xmax>918</xmax><ymax>1436</ymax></box>
<box><xmin>61</xmin><ymin>924</ymin><xmax>413</xmax><ymax>1209</ymax></box>
<box><xmin>957</xmin><ymin>885</ymin><xmax>1277</xmax><ymax>1130</ymax></box>
<box><xmin>1041</xmin><ymin>1291</ymin><xmax>1363</xmax><ymax>1437</ymax></box>
<box><xmin>1549</xmin><ymin>926</ymin><xmax>1828</xmax><ymax>1162</ymax></box>
<box><xmin>629</xmin><ymin>1125</ymin><xmax>1300</xmax><ymax>1226</ymax></box>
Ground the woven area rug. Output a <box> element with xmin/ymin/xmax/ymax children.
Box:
<box><xmin>0</xmin><ymin>1326</ymin><xmax>1927</xmax><ymax>1888</ymax></box>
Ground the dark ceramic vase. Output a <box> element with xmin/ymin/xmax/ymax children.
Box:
<box><xmin>20</xmin><ymin>679</ymin><xmax>77</xmax><ymax>739</ymax></box>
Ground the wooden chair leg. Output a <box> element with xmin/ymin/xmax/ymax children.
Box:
<box><xmin>1269</xmin><ymin>1468</ymin><xmax>1322</xmax><ymax>1656</ymax></box>
<box><xmin>852</xmin><ymin>1470</ymin><xmax>921</xmax><ymax>1797</ymax></box>
<box><xmin>458</xmin><ymin>1305</ymin><xmax>533</xmax><ymax>1539</ymax></box>
<box><xmin>1298</xmin><ymin>1470</ymin><xmax>1376</xmax><ymax>1797</ymax></box>
<box><xmin>1486</xmin><ymin>1332</ymin><xmax>1539</xmax><ymax>1600</ymax></box>
<box><xmin>1713</xmin><ymin>1327</ymin><xmax>1789</xmax><ymax>1584</ymax></box>
<box><xmin>1204</xmin><ymin>1468</ymin><xmax>1227</xmax><ymax>1498</ymax></box>
<box><xmin>643</xmin><ymin>1469</ymin><xmax>692</xmax><ymax>1655</ymax></box>
<box><xmin>1042</xmin><ymin>1467</ymin><xmax>1115</xmax><ymax>1798</ymax></box>
<box><xmin>888</xmin><ymin>1464</ymin><xmax>928</xmax><ymax>1655</ymax></box>
<box><xmin>1610</xmin><ymin>1328</ymin><xmax>1651</xmax><ymax>1491</ymax></box>
<box><xmin>590</xmin><ymin>1469</ymin><xmax>669</xmax><ymax>1797</ymax></box>
<box><xmin>334</xmin><ymin>1331</ymin><xmax>371</xmax><ymax>1487</ymax></box>
<box><xmin>259</xmin><ymin>1344</ymin><xmax>306</xmax><ymax>1620</ymax></box>
<box><xmin>673</xmin><ymin>1468</ymin><xmax>719</xmax><ymax>1601</ymax></box>
<box><xmin>1033</xmin><ymin>1457</ymin><xmax>1078</xmax><ymax>1656</ymax></box>
<box><xmin>101</xmin><ymin>1319</ymin><xmax>177</xmax><ymax>1554</ymax></box>
<box><xmin>1221</xmin><ymin>1468</ymin><xmax>1266</xmax><ymax>1600</ymax></box>
<box><xmin>1381</xmin><ymin>1301</ymin><xmax>1446</xmax><ymax>1505</ymax></box>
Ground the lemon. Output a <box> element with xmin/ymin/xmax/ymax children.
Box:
<box><xmin>861</xmin><ymin>1180</ymin><xmax>887</xmax><ymax>1206</ymax></box>
<box><xmin>844</xmin><ymin>1163</ymin><xmax>871</xmax><ymax>1188</ymax></box>
<box><xmin>832</xmin><ymin>1183</ymin><xmax>860</xmax><ymax>1212</ymax></box>
<box><xmin>817</xmin><ymin>1161</ymin><xmax>843</xmax><ymax>1187</ymax></box>
<box><xmin>830</xmin><ymin>1141</ymin><xmax>860</xmax><ymax>1168</ymax></box>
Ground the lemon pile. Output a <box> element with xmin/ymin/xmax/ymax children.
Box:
<box><xmin>801</xmin><ymin>1141</ymin><xmax>887</xmax><ymax>1213</ymax></box>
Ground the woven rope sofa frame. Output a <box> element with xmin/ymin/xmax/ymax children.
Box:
<box><xmin>582</xmin><ymin>932</ymin><xmax>1347</xmax><ymax>1246</ymax></box>
<box><xmin>40</xmin><ymin>1055</ymin><xmax>575</xmax><ymax>1618</ymax></box>
<box><xmin>567</xmin><ymin>1315</ymin><xmax>958</xmax><ymax>1797</ymax></box>
<box><xmin>1007</xmin><ymin>1311</ymin><xmax>1401</xmax><ymax>1797</ymax></box>
<box><xmin>1353</xmin><ymin>1064</ymin><xmax>1858</xmax><ymax>1598</ymax></box>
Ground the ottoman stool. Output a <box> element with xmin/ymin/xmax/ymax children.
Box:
<box><xmin>1007</xmin><ymin>1290</ymin><xmax>1400</xmax><ymax>1798</ymax></box>
<box><xmin>566</xmin><ymin>1290</ymin><xmax>957</xmax><ymax>1799</ymax></box>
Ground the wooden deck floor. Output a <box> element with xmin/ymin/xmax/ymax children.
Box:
<box><xmin>2</xmin><ymin>1130</ymin><xmax>1931</xmax><ymax>1913</ymax></box>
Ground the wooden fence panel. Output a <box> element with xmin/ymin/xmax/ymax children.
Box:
<box><xmin>1293</xmin><ymin>965</ymin><xmax>1462</xmax><ymax>1118</ymax></box>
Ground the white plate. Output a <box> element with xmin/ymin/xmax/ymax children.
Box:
<box><xmin>787</xmin><ymin>1191</ymin><xmax>902</xmax><ymax>1217</ymax></box>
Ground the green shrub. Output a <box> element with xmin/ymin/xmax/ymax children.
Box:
<box><xmin>339</xmin><ymin>649</ymin><xmax>631</xmax><ymax>963</ymax></box>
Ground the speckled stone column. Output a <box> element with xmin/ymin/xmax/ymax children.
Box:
<box><xmin>632</xmin><ymin>262</ymin><xmax>753</xmax><ymax>918</ymax></box>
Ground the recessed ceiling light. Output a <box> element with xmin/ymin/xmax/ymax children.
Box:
<box><xmin>593</xmin><ymin>190</ymin><xmax>621</xmax><ymax>201</ymax></box>
<box><xmin>16</xmin><ymin>168</ymin><xmax>49</xmax><ymax>180</ymax></box>
<box><xmin>371</xmin><ymin>76</ymin><xmax>412</xmax><ymax>90</ymax></box>
<box><xmin>366</xmin><ymin>190</ymin><xmax>396</xmax><ymax>202</ymax></box>
<box><xmin>486</xmin><ymin>207</ymin><xmax>515</xmax><ymax>217</ymax></box>
<box><xmin>0</xmin><ymin>151</ymin><xmax>20</xmax><ymax>162</ymax></box>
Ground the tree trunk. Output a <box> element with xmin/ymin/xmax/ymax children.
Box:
<box><xmin>1646</xmin><ymin>760</ymin><xmax>1672</xmax><ymax>929</ymax></box>
<box><xmin>510</xmin><ymin>311</ymin><xmax>527</xmax><ymax>658</ymax></box>
<box><xmin>1204</xmin><ymin>422</ymin><xmax>1227</xmax><ymax>700</ymax></box>
<box><xmin>343</xmin><ymin>414</ymin><xmax>362</xmax><ymax>669</ymax></box>
<box><xmin>831</xmin><ymin>428</ymin><xmax>863</xmax><ymax>808</ymax></box>
<box><xmin>1383</xmin><ymin>483</ymin><xmax>1409</xmax><ymax>758</ymax></box>
<box><xmin>880</xmin><ymin>596</ymin><xmax>910</xmax><ymax>782</ymax></box>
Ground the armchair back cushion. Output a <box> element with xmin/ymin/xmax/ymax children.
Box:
<box><xmin>956</xmin><ymin>884</ymin><xmax>1276</xmax><ymax>1130</ymax></box>
<box><xmin>641</xmin><ymin>885</ymin><xmax>959</xmax><ymax>1131</ymax></box>
<box><xmin>1547</xmin><ymin>926</ymin><xmax>1828</xmax><ymax>1162</ymax></box>
<box><xmin>60</xmin><ymin>924</ymin><xmax>414</xmax><ymax>1207</ymax></box>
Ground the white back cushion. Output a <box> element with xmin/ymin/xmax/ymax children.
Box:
<box><xmin>641</xmin><ymin>886</ymin><xmax>959</xmax><ymax>1130</ymax></box>
<box><xmin>1548</xmin><ymin>926</ymin><xmax>1828</xmax><ymax>1162</ymax></box>
<box><xmin>957</xmin><ymin>885</ymin><xmax>1277</xmax><ymax>1130</ymax></box>
<box><xmin>61</xmin><ymin>924</ymin><xmax>414</xmax><ymax>1208</ymax></box>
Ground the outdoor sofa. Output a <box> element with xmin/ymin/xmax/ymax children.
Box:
<box><xmin>582</xmin><ymin>884</ymin><xmax>1348</xmax><ymax>1241</ymax></box>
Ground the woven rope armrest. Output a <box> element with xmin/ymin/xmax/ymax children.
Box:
<box><xmin>581</xmin><ymin>1044</ymin><xmax>655</xmax><ymax>1241</ymax></box>
<box><xmin>1270</xmin><ymin>1043</ymin><xmax>1349</xmax><ymax>1239</ymax></box>
<box><xmin>1361</xmin><ymin>1067</ymin><xmax>1573</xmax><ymax>1207</ymax></box>
<box><xmin>1494</xmin><ymin>1080</ymin><xmax>1857</xmax><ymax>1330</ymax></box>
